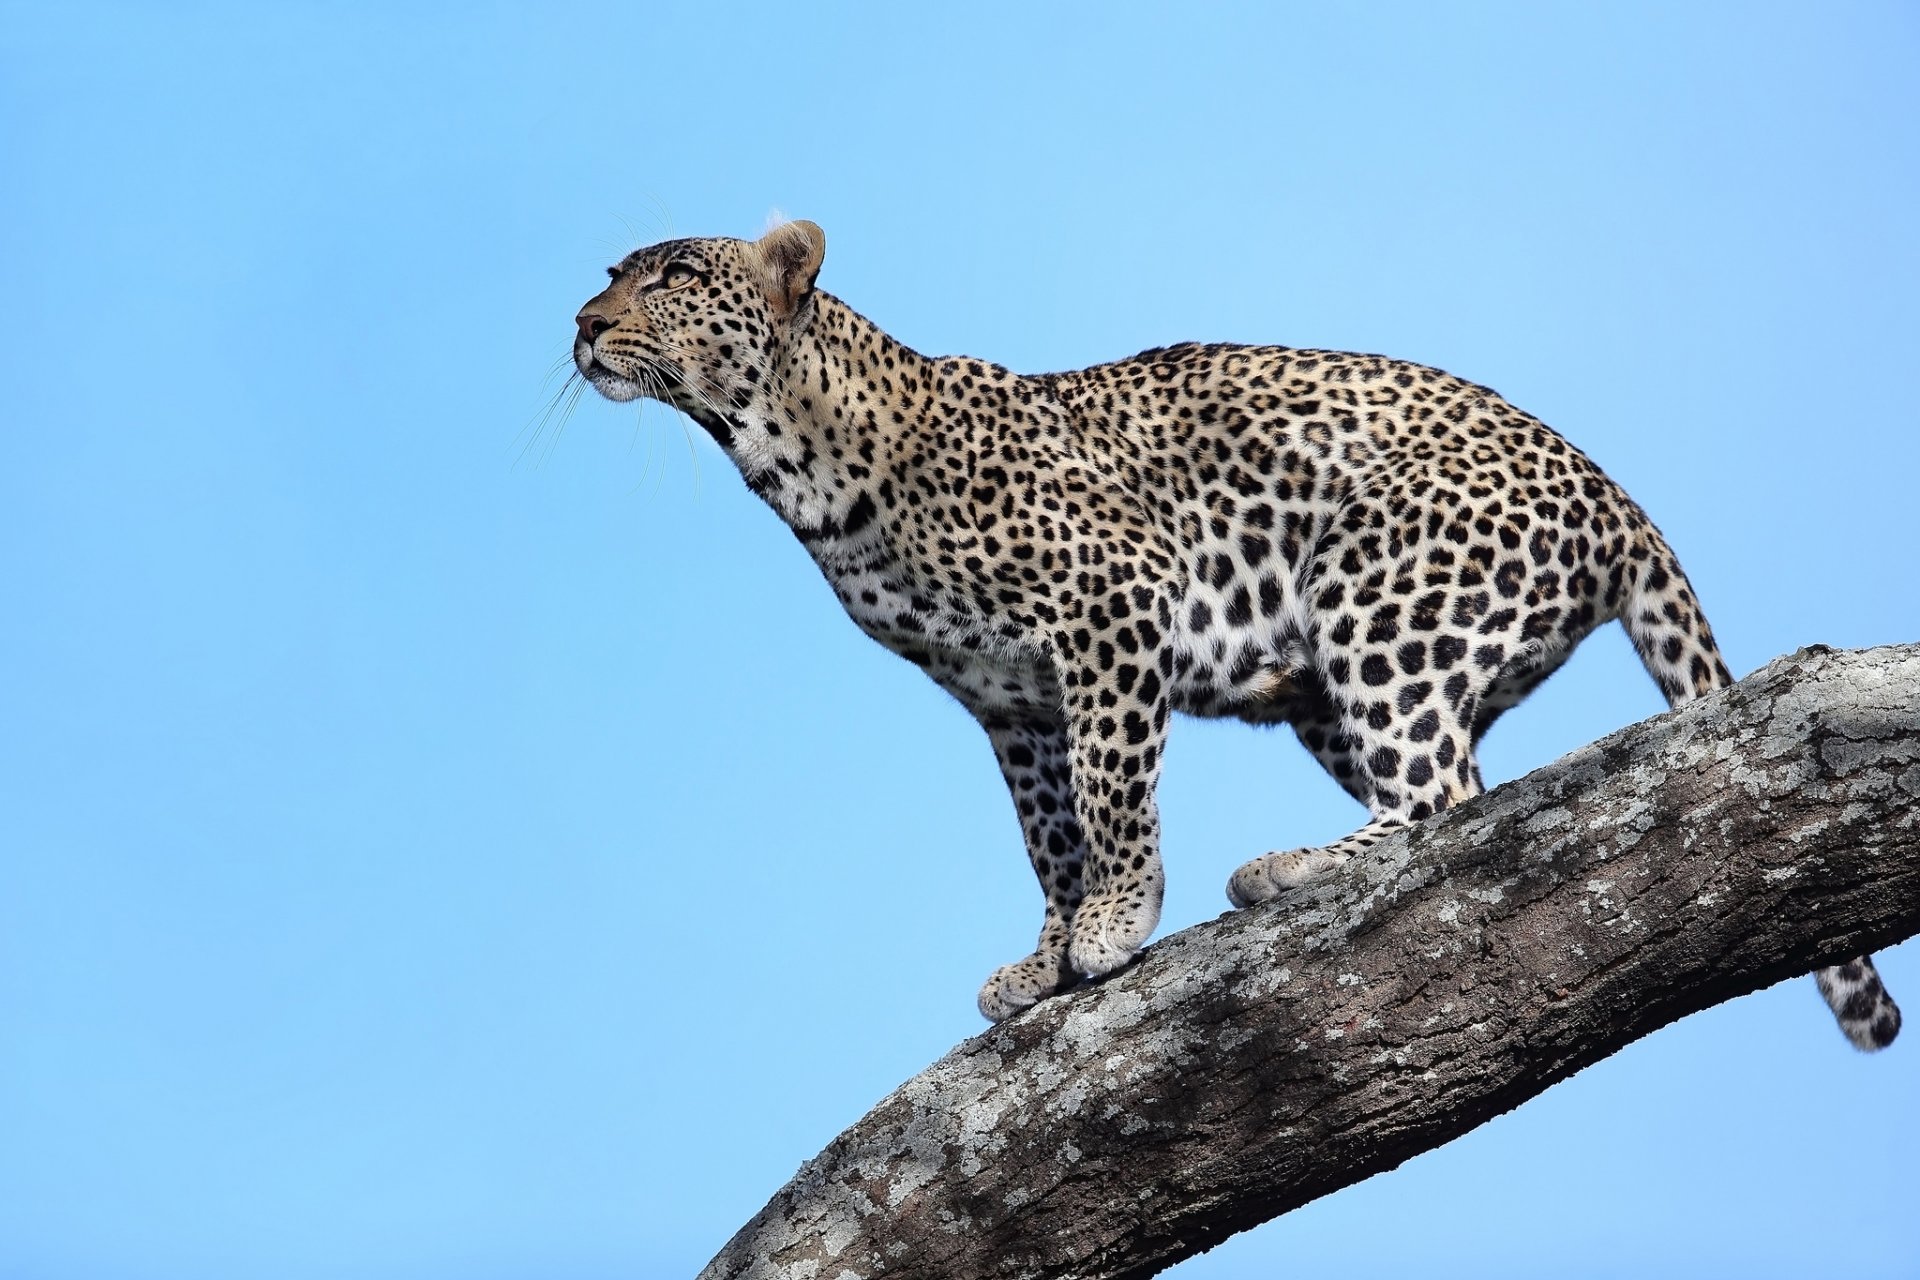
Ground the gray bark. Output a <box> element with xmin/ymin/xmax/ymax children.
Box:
<box><xmin>698</xmin><ymin>644</ymin><xmax>1920</xmax><ymax>1280</ymax></box>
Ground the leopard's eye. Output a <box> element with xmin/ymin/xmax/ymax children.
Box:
<box><xmin>661</xmin><ymin>263</ymin><xmax>699</xmax><ymax>290</ymax></box>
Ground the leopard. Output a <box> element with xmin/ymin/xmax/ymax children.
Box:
<box><xmin>571</xmin><ymin>219</ymin><xmax>1900</xmax><ymax>1050</ymax></box>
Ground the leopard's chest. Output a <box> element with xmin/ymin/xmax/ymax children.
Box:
<box><xmin>817</xmin><ymin>549</ymin><xmax>1061</xmax><ymax>715</ymax></box>
<box><xmin>822</xmin><ymin>554</ymin><xmax>955</xmax><ymax>651</ymax></box>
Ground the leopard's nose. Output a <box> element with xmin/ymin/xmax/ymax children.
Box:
<box><xmin>576</xmin><ymin>311</ymin><xmax>613</xmax><ymax>343</ymax></box>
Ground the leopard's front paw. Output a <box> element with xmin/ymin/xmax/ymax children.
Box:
<box><xmin>1226</xmin><ymin>849</ymin><xmax>1347</xmax><ymax>908</ymax></box>
<box><xmin>977</xmin><ymin>951</ymin><xmax>1075</xmax><ymax>1022</ymax></box>
<box><xmin>1066</xmin><ymin>892</ymin><xmax>1157</xmax><ymax>978</ymax></box>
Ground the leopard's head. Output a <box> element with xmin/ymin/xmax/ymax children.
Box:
<box><xmin>572</xmin><ymin>221</ymin><xmax>825</xmax><ymax>424</ymax></box>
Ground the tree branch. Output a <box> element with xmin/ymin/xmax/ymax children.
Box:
<box><xmin>698</xmin><ymin>644</ymin><xmax>1920</xmax><ymax>1280</ymax></box>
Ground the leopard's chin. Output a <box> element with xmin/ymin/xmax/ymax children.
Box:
<box><xmin>576</xmin><ymin>351</ymin><xmax>646</xmax><ymax>402</ymax></box>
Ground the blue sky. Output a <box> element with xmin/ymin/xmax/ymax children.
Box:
<box><xmin>3</xmin><ymin>3</ymin><xmax>1917</xmax><ymax>1277</ymax></box>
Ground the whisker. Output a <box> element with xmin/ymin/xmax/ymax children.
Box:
<box><xmin>654</xmin><ymin>330</ymin><xmax>802</xmax><ymax>409</ymax></box>
<box><xmin>644</xmin><ymin>377</ymin><xmax>685</xmax><ymax>499</ymax></box>
<box><xmin>641</xmin><ymin>341</ymin><xmax>737</xmax><ymax>435</ymax></box>
<box><xmin>536</xmin><ymin>377</ymin><xmax>588</xmax><ymax>468</ymax></box>
<box><xmin>648</xmin><ymin>335</ymin><xmax>800</xmax><ymax>443</ymax></box>
<box><xmin>561</xmin><ymin>330</ymin><xmax>729</xmax><ymax>502</ymax></box>
<box><xmin>513</xmin><ymin>370</ymin><xmax>585</xmax><ymax>470</ymax></box>
<box><xmin>680</xmin><ymin>414</ymin><xmax>701</xmax><ymax>498</ymax></box>
<box><xmin>644</xmin><ymin>192</ymin><xmax>677</xmax><ymax>238</ymax></box>
<box><xmin>625</xmin><ymin>401</ymin><xmax>660</xmax><ymax>497</ymax></box>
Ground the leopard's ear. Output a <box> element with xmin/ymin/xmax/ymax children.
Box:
<box><xmin>754</xmin><ymin>219</ymin><xmax>825</xmax><ymax>319</ymax></box>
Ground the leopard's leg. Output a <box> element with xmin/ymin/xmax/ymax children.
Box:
<box><xmin>1227</xmin><ymin>812</ymin><xmax>1420</xmax><ymax>906</ymax></box>
<box><xmin>1472</xmin><ymin>639</ymin><xmax>1578</xmax><ymax>744</ymax></box>
<box><xmin>1028</xmin><ymin>606</ymin><xmax>1175</xmax><ymax>982</ymax></box>
<box><xmin>1058</xmin><ymin>665</ymin><xmax>1172</xmax><ymax>979</ymax></box>
<box><xmin>1286</xmin><ymin>673</ymin><xmax>1371</xmax><ymax>806</ymax></box>
<box><xmin>975</xmin><ymin>714</ymin><xmax>1087</xmax><ymax>1022</ymax></box>
<box><xmin>1230</xmin><ymin>637</ymin><xmax>1491</xmax><ymax>907</ymax></box>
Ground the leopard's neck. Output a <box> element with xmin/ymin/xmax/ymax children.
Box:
<box><xmin>709</xmin><ymin>294</ymin><xmax>1060</xmax><ymax>550</ymax></box>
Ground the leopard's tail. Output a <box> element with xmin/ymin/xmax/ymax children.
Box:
<box><xmin>1621</xmin><ymin>526</ymin><xmax>1901</xmax><ymax>1052</ymax></box>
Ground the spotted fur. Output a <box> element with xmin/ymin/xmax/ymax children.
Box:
<box><xmin>573</xmin><ymin>221</ymin><xmax>1898</xmax><ymax>1046</ymax></box>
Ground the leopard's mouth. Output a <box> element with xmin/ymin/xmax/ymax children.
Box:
<box><xmin>573</xmin><ymin>344</ymin><xmax>714</xmax><ymax>421</ymax></box>
<box><xmin>575</xmin><ymin>345</ymin><xmax>647</xmax><ymax>402</ymax></box>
